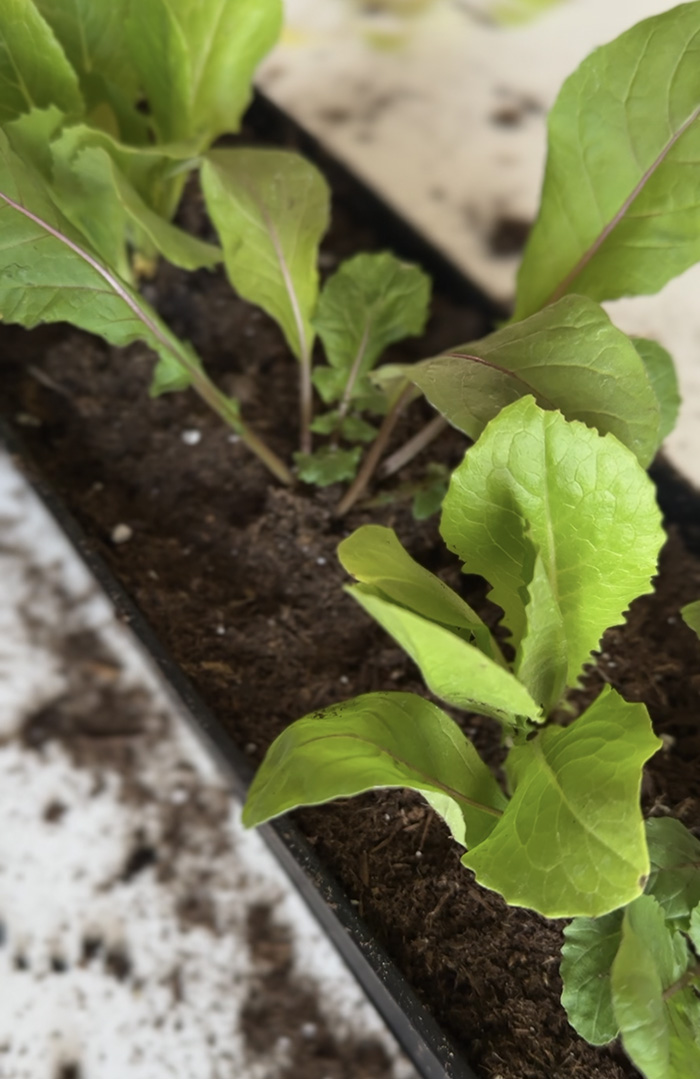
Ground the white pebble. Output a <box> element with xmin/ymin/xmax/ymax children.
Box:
<box><xmin>215</xmin><ymin>626</ymin><xmax>226</xmax><ymax>636</ymax></box>
<box><xmin>110</xmin><ymin>523</ymin><xmax>133</xmax><ymax>545</ymax></box>
<box><xmin>181</xmin><ymin>429</ymin><xmax>201</xmax><ymax>446</ymax></box>
<box><xmin>316</xmin><ymin>556</ymin><xmax>327</xmax><ymax>566</ymax></box>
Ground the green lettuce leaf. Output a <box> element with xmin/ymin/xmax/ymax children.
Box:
<box><xmin>294</xmin><ymin>446</ymin><xmax>362</xmax><ymax>486</ymax></box>
<box><xmin>0</xmin><ymin>128</ymin><xmax>227</xmax><ymax>420</ymax></box>
<box><xmin>201</xmin><ymin>147</ymin><xmax>330</xmax><ymax>366</ymax></box>
<box><xmin>515</xmin><ymin>3</ymin><xmax>700</xmax><ymax>319</ymax></box>
<box><xmin>688</xmin><ymin>902</ymin><xmax>700</xmax><ymax>954</ymax></box>
<box><xmin>405</xmin><ymin>295</ymin><xmax>660</xmax><ymax>466</ymax></box>
<box><xmin>560</xmin><ymin>909</ymin><xmax>624</xmax><ymax>1046</ymax></box>
<box><xmin>51</xmin><ymin>139</ymin><xmax>221</xmax><ymax>278</ymax></box>
<box><xmin>339</xmin><ymin>523</ymin><xmax>500</xmax><ymax>662</ymax></box>
<box><xmin>440</xmin><ymin>397</ymin><xmax>664</xmax><ymax>693</ymax></box>
<box><xmin>515</xmin><ymin>551</ymin><xmax>568</xmax><ymax>715</ymax></box>
<box><xmin>0</xmin><ymin>0</ymin><xmax>83</xmax><ymax>125</ymax></box>
<box><xmin>242</xmin><ymin>691</ymin><xmax>506</xmax><ymax>848</ymax></box>
<box><xmin>125</xmin><ymin>0</ymin><xmax>282</xmax><ymax>146</ymax></box>
<box><xmin>462</xmin><ymin>687</ymin><xmax>661</xmax><ymax>917</ymax></box>
<box><xmin>612</xmin><ymin>895</ymin><xmax>700</xmax><ymax>1079</ymax></box>
<box><xmin>632</xmin><ymin>338</ymin><xmax>681</xmax><ymax>444</ymax></box>
<box><xmin>646</xmin><ymin>818</ymin><xmax>700</xmax><ymax>930</ymax></box>
<box><xmin>681</xmin><ymin>600</ymin><xmax>700</xmax><ymax>640</ymax></box>
<box><xmin>313</xmin><ymin>251</ymin><xmax>430</xmax><ymax>406</ymax></box>
<box><xmin>346</xmin><ymin>583</ymin><xmax>541</xmax><ymax>732</ymax></box>
<box><xmin>32</xmin><ymin>0</ymin><xmax>145</xmax><ymax>141</ymax></box>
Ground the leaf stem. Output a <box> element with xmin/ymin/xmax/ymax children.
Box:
<box><xmin>337</xmin><ymin>322</ymin><xmax>370</xmax><ymax>423</ymax></box>
<box><xmin>0</xmin><ymin>189</ymin><xmax>294</xmax><ymax>486</ymax></box>
<box><xmin>335</xmin><ymin>383</ymin><xmax>414</xmax><ymax>516</ymax></box>
<box><xmin>254</xmin><ymin>195</ymin><xmax>314</xmax><ymax>455</ymax></box>
<box><xmin>379</xmin><ymin>414</ymin><xmax>448</xmax><ymax>479</ymax></box>
<box><xmin>303</xmin><ymin>730</ymin><xmax>504</xmax><ymax>819</ymax></box>
<box><xmin>662</xmin><ymin>961</ymin><xmax>700</xmax><ymax>1002</ymax></box>
<box><xmin>546</xmin><ymin>104</ymin><xmax>700</xmax><ymax>308</ymax></box>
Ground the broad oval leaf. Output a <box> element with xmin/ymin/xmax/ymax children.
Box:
<box><xmin>339</xmin><ymin>524</ymin><xmax>500</xmax><ymax>662</ymax></box>
<box><xmin>0</xmin><ymin>129</ymin><xmax>217</xmax><ymax>417</ymax></box>
<box><xmin>313</xmin><ymin>251</ymin><xmax>431</xmax><ymax>406</ymax></box>
<box><xmin>632</xmin><ymin>337</ymin><xmax>681</xmax><ymax>444</ymax></box>
<box><xmin>32</xmin><ymin>0</ymin><xmax>144</xmax><ymax>141</ymax></box>
<box><xmin>407</xmin><ymin>295</ymin><xmax>660</xmax><ymax>466</ymax></box>
<box><xmin>347</xmin><ymin>584</ymin><xmax>541</xmax><ymax>733</ymax></box>
<box><xmin>515</xmin><ymin>3</ymin><xmax>700</xmax><ymax>319</ymax></box>
<box><xmin>294</xmin><ymin>446</ymin><xmax>362</xmax><ymax>486</ymax></box>
<box><xmin>440</xmin><ymin>397</ymin><xmax>664</xmax><ymax>691</ymax></box>
<box><xmin>612</xmin><ymin>895</ymin><xmax>700</xmax><ymax>1079</ymax></box>
<box><xmin>646</xmin><ymin>817</ymin><xmax>700</xmax><ymax>929</ymax></box>
<box><xmin>0</xmin><ymin>0</ymin><xmax>83</xmax><ymax>125</ymax></box>
<box><xmin>681</xmin><ymin>600</ymin><xmax>700</xmax><ymax>640</ymax></box>
<box><xmin>560</xmin><ymin>909</ymin><xmax>624</xmax><ymax>1046</ymax></box>
<box><xmin>515</xmin><ymin>551</ymin><xmax>568</xmax><ymax>714</ymax></box>
<box><xmin>125</xmin><ymin>0</ymin><xmax>282</xmax><ymax>146</ymax></box>
<box><xmin>201</xmin><ymin>148</ymin><xmax>330</xmax><ymax>365</ymax></box>
<box><xmin>33</xmin><ymin>0</ymin><xmax>136</xmax><ymax>90</ymax></box>
<box><xmin>51</xmin><ymin>139</ymin><xmax>221</xmax><ymax>278</ymax></box>
<box><xmin>462</xmin><ymin>687</ymin><xmax>661</xmax><ymax>917</ymax></box>
<box><xmin>242</xmin><ymin>691</ymin><xmax>507</xmax><ymax>849</ymax></box>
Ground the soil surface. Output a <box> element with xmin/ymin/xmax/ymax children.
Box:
<box><xmin>2</xmin><ymin>127</ymin><xmax>700</xmax><ymax>1079</ymax></box>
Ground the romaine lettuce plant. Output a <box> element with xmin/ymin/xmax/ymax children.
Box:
<box><xmin>0</xmin><ymin>0</ymin><xmax>432</xmax><ymax>490</ymax></box>
<box><xmin>244</xmin><ymin>395</ymin><xmax>666</xmax><ymax>919</ymax></box>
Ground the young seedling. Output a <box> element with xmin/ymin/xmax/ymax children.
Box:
<box><xmin>561</xmin><ymin>818</ymin><xmax>700</xmax><ymax>1078</ymax></box>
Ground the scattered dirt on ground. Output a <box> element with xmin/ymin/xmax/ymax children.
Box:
<box><xmin>7</xmin><ymin>568</ymin><xmax>405</xmax><ymax>1079</ymax></box>
<box><xmin>243</xmin><ymin>903</ymin><xmax>397</xmax><ymax>1079</ymax></box>
<box><xmin>2</xmin><ymin>116</ymin><xmax>700</xmax><ymax>1079</ymax></box>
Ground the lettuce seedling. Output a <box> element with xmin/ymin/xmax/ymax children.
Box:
<box><xmin>561</xmin><ymin>818</ymin><xmax>700</xmax><ymax>1078</ymax></box>
<box><xmin>244</xmin><ymin>396</ymin><xmax>665</xmax><ymax>919</ymax></box>
<box><xmin>200</xmin><ymin>149</ymin><xmax>431</xmax><ymax>469</ymax></box>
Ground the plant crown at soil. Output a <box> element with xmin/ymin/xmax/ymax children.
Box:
<box><xmin>244</xmin><ymin>6</ymin><xmax>700</xmax><ymax>1077</ymax></box>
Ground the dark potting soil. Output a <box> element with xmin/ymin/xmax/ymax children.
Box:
<box><xmin>2</xmin><ymin>163</ymin><xmax>700</xmax><ymax>1079</ymax></box>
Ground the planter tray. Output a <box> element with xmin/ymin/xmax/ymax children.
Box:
<box><xmin>3</xmin><ymin>90</ymin><xmax>699</xmax><ymax>1079</ymax></box>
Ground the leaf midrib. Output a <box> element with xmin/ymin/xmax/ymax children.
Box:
<box><xmin>301</xmin><ymin>729</ymin><xmax>504</xmax><ymax>818</ymax></box>
<box><xmin>548</xmin><ymin>101</ymin><xmax>700</xmax><ymax>306</ymax></box>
